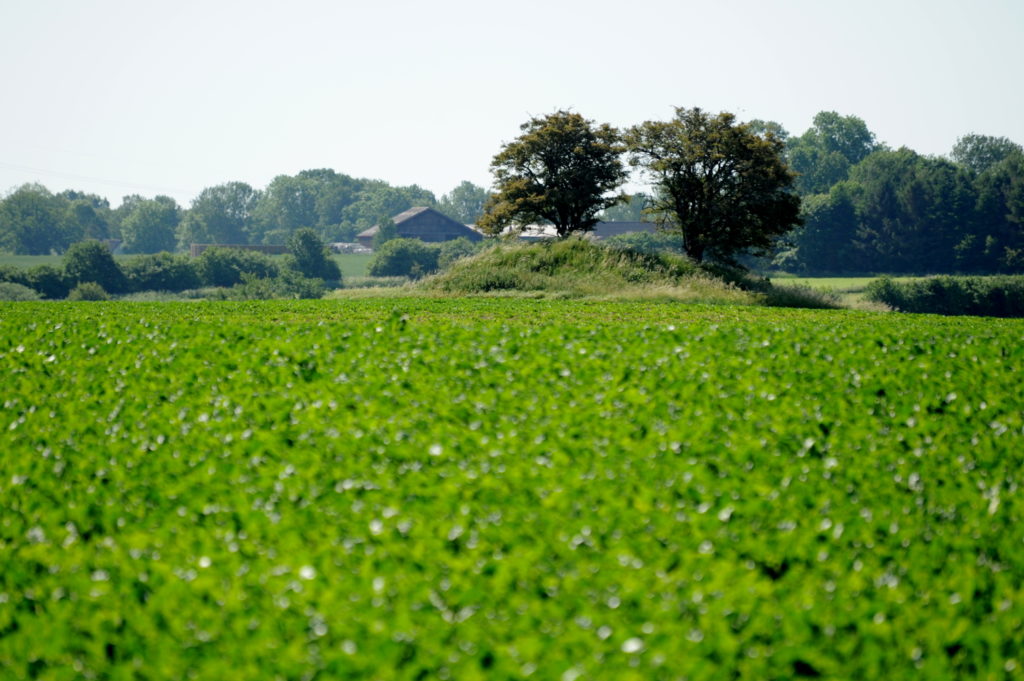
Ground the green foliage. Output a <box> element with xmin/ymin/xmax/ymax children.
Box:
<box><xmin>286</xmin><ymin>228</ymin><xmax>342</xmax><ymax>283</ymax></box>
<box><xmin>177</xmin><ymin>182</ymin><xmax>261</xmax><ymax>248</ymax></box>
<box><xmin>0</xmin><ymin>281</ymin><xmax>41</xmax><ymax>301</ymax></box>
<box><xmin>865</xmin><ymin>275</ymin><xmax>1024</xmax><ymax>316</ymax></box>
<box><xmin>195</xmin><ymin>247</ymin><xmax>280</xmax><ymax>287</ymax></box>
<box><xmin>121</xmin><ymin>253</ymin><xmax>201</xmax><ymax>292</ymax></box>
<box><xmin>0</xmin><ymin>183</ymin><xmax>73</xmax><ymax>254</ymax></box>
<box><xmin>23</xmin><ymin>264</ymin><xmax>72</xmax><ymax>299</ymax></box>
<box><xmin>371</xmin><ymin>217</ymin><xmax>399</xmax><ymax>251</ymax></box>
<box><xmin>65</xmin><ymin>281</ymin><xmax>109</xmax><ymax>300</ymax></box>
<box><xmin>950</xmin><ymin>134</ymin><xmax>1023</xmax><ymax>175</ymax></box>
<box><xmin>420</xmin><ymin>238</ymin><xmax>755</xmax><ymax>304</ymax></box>
<box><xmin>437</xmin><ymin>181</ymin><xmax>490</xmax><ymax>225</ymax></box>
<box><xmin>0</xmin><ymin>300</ymin><xmax>1022</xmax><ymax>679</ymax></box>
<box><xmin>63</xmin><ymin>240</ymin><xmax>128</xmax><ymax>293</ymax></box>
<box><xmin>119</xmin><ymin>196</ymin><xmax>181</xmax><ymax>254</ymax></box>
<box><xmin>627</xmin><ymin>108</ymin><xmax>801</xmax><ymax>264</ymax></box>
<box><xmin>368</xmin><ymin>238</ymin><xmax>440</xmax><ymax>279</ymax></box>
<box><xmin>478</xmin><ymin>110</ymin><xmax>627</xmax><ymax>237</ymax></box>
<box><xmin>436</xmin><ymin>237</ymin><xmax>483</xmax><ymax>269</ymax></box>
<box><xmin>603</xmin><ymin>230</ymin><xmax>683</xmax><ymax>255</ymax></box>
<box><xmin>787</xmin><ymin>111</ymin><xmax>882</xmax><ymax>195</ymax></box>
<box><xmin>598</xmin><ymin>192</ymin><xmax>653</xmax><ymax>222</ymax></box>
<box><xmin>226</xmin><ymin>271</ymin><xmax>325</xmax><ymax>300</ymax></box>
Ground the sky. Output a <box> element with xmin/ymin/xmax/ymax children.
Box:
<box><xmin>1</xmin><ymin>0</ymin><xmax>1022</xmax><ymax>207</ymax></box>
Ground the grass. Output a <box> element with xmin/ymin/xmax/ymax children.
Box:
<box><xmin>418</xmin><ymin>238</ymin><xmax>756</xmax><ymax>305</ymax></box>
<box><xmin>769</xmin><ymin>276</ymin><xmax>922</xmax><ymax>307</ymax></box>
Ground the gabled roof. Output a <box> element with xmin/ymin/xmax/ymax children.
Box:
<box><xmin>357</xmin><ymin>207</ymin><xmax>476</xmax><ymax>238</ymax></box>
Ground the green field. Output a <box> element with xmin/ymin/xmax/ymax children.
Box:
<box><xmin>770</xmin><ymin>276</ymin><xmax>923</xmax><ymax>306</ymax></box>
<box><xmin>0</xmin><ymin>254</ymin><xmax>74</xmax><ymax>269</ymax></box>
<box><xmin>2</xmin><ymin>299</ymin><xmax>1022</xmax><ymax>679</ymax></box>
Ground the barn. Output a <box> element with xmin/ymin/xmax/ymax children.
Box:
<box><xmin>356</xmin><ymin>207</ymin><xmax>483</xmax><ymax>248</ymax></box>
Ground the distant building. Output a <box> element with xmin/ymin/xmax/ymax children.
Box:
<box><xmin>356</xmin><ymin>207</ymin><xmax>484</xmax><ymax>248</ymax></box>
<box><xmin>189</xmin><ymin>243</ymin><xmax>288</xmax><ymax>257</ymax></box>
<box><xmin>505</xmin><ymin>222</ymin><xmax>659</xmax><ymax>240</ymax></box>
<box><xmin>329</xmin><ymin>242</ymin><xmax>373</xmax><ymax>254</ymax></box>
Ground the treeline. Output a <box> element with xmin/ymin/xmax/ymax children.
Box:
<box><xmin>0</xmin><ymin>228</ymin><xmax>341</xmax><ymax>300</ymax></box>
<box><xmin>604</xmin><ymin>114</ymin><xmax>1023</xmax><ymax>274</ymax></box>
<box><xmin>0</xmin><ymin>171</ymin><xmax>490</xmax><ymax>255</ymax></box>
<box><xmin>772</xmin><ymin>115</ymin><xmax>1023</xmax><ymax>274</ymax></box>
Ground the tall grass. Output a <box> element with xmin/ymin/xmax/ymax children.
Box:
<box><xmin>417</xmin><ymin>238</ymin><xmax>759</xmax><ymax>304</ymax></box>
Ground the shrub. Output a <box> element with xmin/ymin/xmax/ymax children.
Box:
<box><xmin>228</xmin><ymin>271</ymin><xmax>325</xmax><ymax>300</ymax></box>
<box><xmin>0</xmin><ymin>265</ymin><xmax>27</xmax><ymax>287</ymax></box>
<box><xmin>63</xmin><ymin>240</ymin><xmax>128</xmax><ymax>293</ymax></box>
<box><xmin>23</xmin><ymin>265</ymin><xmax>71</xmax><ymax>299</ymax></box>
<box><xmin>195</xmin><ymin>247</ymin><xmax>279</xmax><ymax>287</ymax></box>
<box><xmin>437</xmin><ymin>237</ymin><xmax>483</xmax><ymax>269</ymax></box>
<box><xmin>603</xmin><ymin>230</ymin><xmax>682</xmax><ymax>255</ymax></box>
<box><xmin>285</xmin><ymin>228</ymin><xmax>342</xmax><ymax>283</ymax></box>
<box><xmin>122</xmin><ymin>252</ymin><xmax>201</xmax><ymax>292</ymax></box>
<box><xmin>865</xmin><ymin>275</ymin><xmax>1024</xmax><ymax>317</ymax></box>
<box><xmin>368</xmin><ymin>239</ymin><xmax>440</xmax><ymax>278</ymax></box>
<box><xmin>66</xmin><ymin>281</ymin><xmax>109</xmax><ymax>301</ymax></box>
<box><xmin>0</xmin><ymin>282</ymin><xmax>42</xmax><ymax>301</ymax></box>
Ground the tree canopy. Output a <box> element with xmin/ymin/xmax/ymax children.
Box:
<box><xmin>477</xmin><ymin>111</ymin><xmax>627</xmax><ymax>237</ymax></box>
<box><xmin>626</xmin><ymin>107</ymin><xmax>801</xmax><ymax>264</ymax></box>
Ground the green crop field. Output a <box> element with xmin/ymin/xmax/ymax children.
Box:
<box><xmin>1</xmin><ymin>299</ymin><xmax>1022</xmax><ymax>680</ymax></box>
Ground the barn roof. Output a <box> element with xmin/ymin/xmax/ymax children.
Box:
<box><xmin>357</xmin><ymin>206</ymin><xmax>471</xmax><ymax>238</ymax></box>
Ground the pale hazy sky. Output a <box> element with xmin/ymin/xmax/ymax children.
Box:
<box><xmin>1</xmin><ymin>0</ymin><xmax>1021</xmax><ymax>207</ymax></box>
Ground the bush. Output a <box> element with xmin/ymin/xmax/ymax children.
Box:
<box><xmin>368</xmin><ymin>239</ymin><xmax>440</xmax><ymax>278</ymax></box>
<box><xmin>865</xmin><ymin>275</ymin><xmax>1024</xmax><ymax>317</ymax></box>
<box><xmin>122</xmin><ymin>252</ymin><xmax>201</xmax><ymax>292</ymax></box>
<box><xmin>67</xmin><ymin>281</ymin><xmax>109</xmax><ymax>301</ymax></box>
<box><xmin>604</xmin><ymin>230</ymin><xmax>682</xmax><ymax>255</ymax></box>
<box><xmin>0</xmin><ymin>282</ymin><xmax>42</xmax><ymax>301</ymax></box>
<box><xmin>437</xmin><ymin>237</ymin><xmax>484</xmax><ymax>269</ymax></box>
<box><xmin>285</xmin><ymin>228</ymin><xmax>342</xmax><ymax>283</ymax></box>
<box><xmin>0</xmin><ymin>264</ymin><xmax>70</xmax><ymax>299</ymax></box>
<box><xmin>63</xmin><ymin>240</ymin><xmax>128</xmax><ymax>293</ymax></box>
<box><xmin>195</xmin><ymin>247</ymin><xmax>280</xmax><ymax>287</ymax></box>
<box><xmin>23</xmin><ymin>265</ymin><xmax>71</xmax><ymax>299</ymax></box>
<box><xmin>227</xmin><ymin>271</ymin><xmax>325</xmax><ymax>300</ymax></box>
<box><xmin>0</xmin><ymin>265</ymin><xmax>27</xmax><ymax>287</ymax></box>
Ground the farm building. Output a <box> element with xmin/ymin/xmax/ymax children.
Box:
<box><xmin>190</xmin><ymin>243</ymin><xmax>288</xmax><ymax>257</ymax></box>
<box><xmin>356</xmin><ymin>207</ymin><xmax>484</xmax><ymax>248</ymax></box>
<box><xmin>505</xmin><ymin>221</ymin><xmax>659</xmax><ymax>240</ymax></box>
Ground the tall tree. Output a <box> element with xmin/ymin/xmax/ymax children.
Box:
<box><xmin>969</xmin><ymin>149</ymin><xmax>1024</xmax><ymax>270</ymax></box>
<box><xmin>951</xmin><ymin>134</ymin><xmax>1023</xmax><ymax>176</ymax></box>
<box><xmin>120</xmin><ymin>196</ymin><xmax>181</xmax><ymax>254</ymax></box>
<box><xmin>477</xmin><ymin>110</ymin><xmax>627</xmax><ymax>237</ymax></box>
<box><xmin>599</xmin><ymin>192</ymin><xmax>653</xmax><ymax>222</ymax></box>
<box><xmin>0</xmin><ymin>184</ymin><xmax>71</xmax><ymax>254</ymax></box>
<box><xmin>787</xmin><ymin>112</ymin><xmax>882</xmax><ymax>195</ymax></box>
<box><xmin>844</xmin><ymin>148</ymin><xmax>975</xmax><ymax>272</ymax></box>
<box><xmin>626</xmin><ymin>107</ymin><xmax>801</xmax><ymax>264</ymax></box>
<box><xmin>63</xmin><ymin>240</ymin><xmax>128</xmax><ymax>293</ymax></box>
<box><xmin>286</xmin><ymin>227</ymin><xmax>341</xmax><ymax>282</ymax></box>
<box><xmin>178</xmin><ymin>182</ymin><xmax>260</xmax><ymax>248</ymax></box>
<box><xmin>788</xmin><ymin>184</ymin><xmax>864</xmax><ymax>273</ymax></box>
<box><xmin>437</xmin><ymin>181</ymin><xmax>490</xmax><ymax>225</ymax></box>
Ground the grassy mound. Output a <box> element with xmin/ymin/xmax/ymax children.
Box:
<box><xmin>418</xmin><ymin>238</ymin><xmax>843</xmax><ymax>308</ymax></box>
<box><xmin>418</xmin><ymin>237</ymin><xmax>755</xmax><ymax>304</ymax></box>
